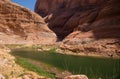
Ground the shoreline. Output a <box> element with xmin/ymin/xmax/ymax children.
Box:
<box><xmin>56</xmin><ymin>49</ymin><xmax>120</xmax><ymax>59</ymax></box>
<box><xmin>4</xmin><ymin>44</ymin><xmax>120</xmax><ymax>59</ymax></box>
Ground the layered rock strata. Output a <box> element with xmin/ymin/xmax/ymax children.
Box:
<box><xmin>0</xmin><ymin>0</ymin><xmax>56</xmax><ymax>44</ymax></box>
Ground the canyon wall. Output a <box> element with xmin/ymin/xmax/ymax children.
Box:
<box><xmin>35</xmin><ymin>0</ymin><xmax>120</xmax><ymax>40</ymax></box>
<box><xmin>0</xmin><ymin>0</ymin><xmax>56</xmax><ymax>44</ymax></box>
<box><xmin>35</xmin><ymin>0</ymin><xmax>107</xmax><ymax>39</ymax></box>
<box><xmin>35</xmin><ymin>0</ymin><xmax>120</xmax><ymax>58</ymax></box>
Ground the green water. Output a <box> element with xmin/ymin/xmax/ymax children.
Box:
<box><xmin>11</xmin><ymin>48</ymin><xmax>120</xmax><ymax>79</ymax></box>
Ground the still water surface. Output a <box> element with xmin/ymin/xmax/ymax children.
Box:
<box><xmin>11</xmin><ymin>48</ymin><xmax>120</xmax><ymax>79</ymax></box>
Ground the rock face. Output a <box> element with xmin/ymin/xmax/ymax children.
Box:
<box><xmin>35</xmin><ymin>0</ymin><xmax>120</xmax><ymax>58</ymax></box>
<box><xmin>35</xmin><ymin>0</ymin><xmax>120</xmax><ymax>40</ymax></box>
<box><xmin>35</xmin><ymin>0</ymin><xmax>107</xmax><ymax>39</ymax></box>
<box><xmin>0</xmin><ymin>0</ymin><xmax>56</xmax><ymax>44</ymax></box>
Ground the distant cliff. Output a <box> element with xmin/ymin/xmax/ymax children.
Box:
<box><xmin>0</xmin><ymin>0</ymin><xmax>56</xmax><ymax>44</ymax></box>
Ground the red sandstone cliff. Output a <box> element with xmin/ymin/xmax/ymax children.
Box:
<box><xmin>35</xmin><ymin>0</ymin><xmax>120</xmax><ymax>40</ymax></box>
<box><xmin>0</xmin><ymin>0</ymin><xmax>56</xmax><ymax>44</ymax></box>
<box><xmin>35</xmin><ymin>0</ymin><xmax>120</xmax><ymax>58</ymax></box>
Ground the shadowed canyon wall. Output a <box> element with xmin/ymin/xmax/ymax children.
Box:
<box><xmin>35</xmin><ymin>0</ymin><xmax>120</xmax><ymax>58</ymax></box>
<box><xmin>35</xmin><ymin>0</ymin><xmax>120</xmax><ymax>40</ymax></box>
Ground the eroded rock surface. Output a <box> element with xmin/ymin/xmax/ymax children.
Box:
<box><xmin>35</xmin><ymin>0</ymin><xmax>120</xmax><ymax>58</ymax></box>
<box><xmin>35</xmin><ymin>0</ymin><xmax>119</xmax><ymax>39</ymax></box>
<box><xmin>35</xmin><ymin>0</ymin><xmax>120</xmax><ymax>40</ymax></box>
<box><xmin>0</xmin><ymin>0</ymin><xmax>56</xmax><ymax>44</ymax></box>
